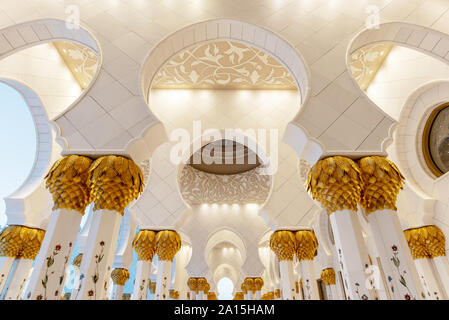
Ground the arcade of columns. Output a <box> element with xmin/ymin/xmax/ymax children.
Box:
<box><xmin>0</xmin><ymin>153</ymin><xmax>447</xmax><ymax>300</ymax></box>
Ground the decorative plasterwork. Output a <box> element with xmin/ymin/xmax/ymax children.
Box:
<box><xmin>152</xmin><ymin>41</ymin><xmax>297</xmax><ymax>90</ymax></box>
<box><xmin>53</xmin><ymin>41</ymin><xmax>98</xmax><ymax>89</ymax></box>
<box><xmin>349</xmin><ymin>43</ymin><xmax>392</xmax><ymax>91</ymax></box>
<box><xmin>179</xmin><ymin>165</ymin><xmax>271</xmax><ymax>205</ymax></box>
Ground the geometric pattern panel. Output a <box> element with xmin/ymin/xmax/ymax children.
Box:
<box><xmin>152</xmin><ymin>41</ymin><xmax>297</xmax><ymax>90</ymax></box>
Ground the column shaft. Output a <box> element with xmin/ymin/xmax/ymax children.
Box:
<box><xmin>132</xmin><ymin>260</ymin><xmax>152</xmax><ymax>300</ymax></box>
<box><xmin>279</xmin><ymin>260</ymin><xmax>296</xmax><ymax>300</ymax></box>
<box><xmin>299</xmin><ymin>260</ymin><xmax>319</xmax><ymax>300</ymax></box>
<box><xmin>330</xmin><ymin>209</ymin><xmax>375</xmax><ymax>300</ymax></box>
<box><xmin>155</xmin><ymin>260</ymin><xmax>172</xmax><ymax>300</ymax></box>
<box><xmin>73</xmin><ymin>209</ymin><xmax>122</xmax><ymax>300</ymax></box>
<box><xmin>25</xmin><ymin>209</ymin><xmax>80</xmax><ymax>300</ymax></box>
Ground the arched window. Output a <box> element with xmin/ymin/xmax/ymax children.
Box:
<box><xmin>0</xmin><ymin>83</ymin><xmax>37</xmax><ymax>226</ymax></box>
<box><xmin>217</xmin><ymin>277</ymin><xmax>234</xmax><ymax>300</ymax></box>
<box><xmin>423</xmin><ymin>103</ymin><xmax>449</xmax><ymax>177</ymax></box>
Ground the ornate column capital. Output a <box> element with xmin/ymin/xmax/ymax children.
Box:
<box><xmin>295</xmin><ymin>230</ymin><xmax>318</xmax><ymax>261</ymax></box>
<box><xmin>261</xmin><ymin>291</ymin><xmax>274</xmax><ymax>300</ymax></box>
<box><xmin>404</xmin><ymin>227</ymin><xmax>429</xmax><ymax>259</ymax></box>
<box><xmin>87</xmin><ymin>155</ymin><xmax>144</xmax><ymax>215</ymax></box>
<box><xmin>423</xmin><ymin>225</ymin><xmax>445</xmax><ymax>258</ymax></box>
<box><xmin>169</xmin><ymin>290</ymin><xmax>179</xmax><ymax>299</ymax></box>
<box><xmin>207</xmin><ymin>292</ymin><xmax>217</xmax><ymax>300</ymax></box>
<box><xmin>307</xmin><ymin>156</ymin><xmax>362</xmax><ymax>214</ymax></box>
<box><xmin>132</xmin><ymin>230</ymin><xmax>157</xmax><ymax>261</ymax></box>
<box><xmin>0</xmin><ymin>225</ymin><xmax>45</xmax><ymax>259</ymax></box>
<box><xmin>45</xmin><ymin>155</ymin><xmax>93</xmax><ymax>214</ymax></box>
<box><xmin>155</xmin><ymin>230</ymin><xmax>181</xmax><ymax>261</ymax></box>
<box><xmin>320</xmin><ymin>268</ymin><xmax>336</xmax><ymax>286</ymax></box>
<box><xmin>240</xmin><ymin>282</ymin><xmax>247</xmax><ymax>294</ymax></box>
<box><xmin>197</xmin><ymin>277</ymin><xmax>208</xmax><ymax>292</ymax></box>
<box><xmin>233</xmin><ymin>292</ymin><xmax>244</xmax><ymax>300</ymax></box>
<box><xmin>358</xmin><ymin>156</ymin><xmax>404</xmax><ymax>214</ymax></box>
<box><xmin>275</xmin><ymin>289</ymin><xmax>281</xmax><ymax>299</ymax></box>
<box><xmin>187</xmin><ymin>277</ymin><xmax>198</xmax><ymax>292</ymax></box>
<box><xmin>73</xmin><ymin>253</ymin><xmax>83</xmax><ymax>268</ymax></box>
<box><xmin>111</xmin><ymin>268</ymin><xmax>130</xmax><ymax>286</ymax></box>
<box><xmin>405</xmin><ymin>225</ymin><xmax>446</xmax><ymax>259</ymax></box>
<box><xmin>255</xmin><ymin>277</ymin><xmax>264</xmax><ymax>291</ymax></box>
<box><xmin>269</xmin><ymin>230</ymin><xmax>297</xmax><ymax>261</ymax></box>
<box><xmin>244</xmin><ymin>277</ymin><xmax>255</xmax><ymax>293</ymax></box>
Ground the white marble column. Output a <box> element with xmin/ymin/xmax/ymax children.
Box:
<box><xmin>26</xmin><ymin>210</ymin><xmax>80</xmax><ymax>300</ymax></box>
<box><xmin>155</xmin><ymin>260</ymin><xmax>172</xmax><ymax>300</ymax></box>
<box><xmin>330</xmin><ymin>209</ymin><xmax>375</xmax><ymax>300</ymax></box>
<box><xmin>299</xmin><ymin>260</ymin><xmax>319</xmax><ymax>300</ymax></box>
<box><xmin>154</xmin><ymin>230</ymin><xmax>181</xmax><ymax>300</ymax></box>
<box><xmin>279</xmin><ymin>260</ymin><xmax>296</xmax><ymax>300</ymax></box>
<box><xmin>368</xmin><ymin>209</ymin><xmax>423</xmax><ymax>300</ymax></box>
<box><xmin>74</xmin><ymin>209</ymin><xmax>122</xmax><ymax>300</ymax></box>
<box><xmin>25</xmin><ymin>155</ymin><xmax>92</xmax><ymax>300</ymax></box>
<box><xmin>110</xmin><ymin>268</ymin><xmax>129</xmax><ymax>300</ymax></box>
<box><xmin>415</xmin><ymin>258</ymin><xmax>445</xmax><ymax>300</ymax></box>
<box><xmin>4</xmin><ymin>259</ymin><xmax>34</xmax><ymax>300</ymax></box>
<box><xmin>432</xmin><ymin>256</ymin><xmax>449</xmax><ymax>298</ymax></box>
<box><xmin>132</xmin><ymin>261</ymin><xmax>152</xmax><ymax>300</ymax></box>
<box><xmin>173</xmin><ymin>244</ymin><xmax>192</xmax><ymax>300</ymax></box>
<box><xmin>0</xmin><ymin>257</ymin><xmax>15</xmax><ymax>295</ymax></box>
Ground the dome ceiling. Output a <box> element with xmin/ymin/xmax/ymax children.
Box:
<box><xmin>152</xmin><ymin>41</ymin><xmax>297</xmax><ymax>90</ymax></box>
<box><xmin>189</xmin><ymin>140</ymin><xmax>261</xmax><ymax>175</ymax></box>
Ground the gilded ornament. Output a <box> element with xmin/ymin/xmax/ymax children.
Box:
<box><xmin>261</xmin><ymin>291</ymin><xmax>274</xmax><ymax>300</ymax></box>
<box><xmin>275</xmin><ymin>289</ymin><xmax>281</xmax><ymax>298</ymax></box>
<box><xmin>240</xmin><ymin>282</ymin><xmax>247</xmax><ymax>294</ymax></box>
<box><xmin>244</xmin><ymin>277</ymin><xmax>255</xmax><ymax>293</ymax></box>
<box><xmin>295</xmin><ymin>230</ymin><xmax>318</xmax><ymax>261</ymax></box>
<box><xmin>110</xmin><ymin>268</ymin><xmax>130</xmax><ymax>286</ymax></box>
<box><xmin>155</xmin><ymin>230</ymin><xmax>181</xmax><ymax>261</ymax></box>
<box><xmin>423</xmin><ymin>225</ymin><xmax>445</xmax><ymax>258</ymax></box>
<box><xmin>233</xmin><ymin>292</ymin><xmax>244</xmax><ymax>300</ymax></box>
<box><xmin>203</xmin><ymin>283</ymin><xmax>210</xmax><ymax>294</ymax></box>
<box><xmin>307</xmin><ymin>156</ymin><xmax>363</xmax><ymax>214</ymax></box>
<box><xmin>187</xmin><ymin>277</ymin><xmax>198</xmax><ymax>292</ymax></box>
<box><xmin>169</xmin><ymin>290</ymin><xmax>179</xmax><ymax>299</ymax></box>
<box><xmin>269</xmin><ymin>230</ymin><xmax>297</xmax><ymax>261</ymax></box>
<box><xmin>320</xmin><ymin>268</ymin><xmax>336</xmax><ymax>286</ymax></box>
<box><xmin>0</xmin><ymin>225</ymin><xmax>45</xmax><ymax>259</ymax></box>
<box><xmin>73</xmin><ymin>253</ymin><xmax>83</xmax><ymax>268</ymax></box>
<box><xmin>197</xmin><ymin>277</ymin><xmax>208</xmax><ymax>292</ymax></box>
<box><xmin>45</xmin><ymin>155</ymin><xmax>93</xmax><ymax>214</ymax></box>
<box><xmin>404</xmin><ymin>227</ymin><xmax>429</xmax><ymax>259</ymax></box>
<box><xmin>132</xmin><ymin>230</ymin><xmax>156</xmax><ymax>261</ymax></box>
<box><xmin>207</xmin><ymin>292</ymin><xmax>217</xmax><ymax>300</ymax></box>
<box><xmin>358</xmin><ymin>156</ymin><xmax>404</xmax><ymax>214</ymax></box>
<box><xmin>255</xmin><ymin>277</ymin><xmax>264</xmax><ymax>291</ymax></box>
<box><xmin>87</xmin><ymin>155</ymin><xmax>143</xmax><ymax>214</ymax></box>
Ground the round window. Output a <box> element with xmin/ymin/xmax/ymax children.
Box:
<box><xmin>423</xmin><ymin>103</ymin><xmax>449</xmax><ymax>177</ymax></box>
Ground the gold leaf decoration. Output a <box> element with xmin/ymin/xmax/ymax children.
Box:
<box><xmin>87</xmin><ymin>155</ymin><xmax>143</xmax><ymax>215</ymax></box>
<box><xmin>45</xmin><ymin>155</ymin><xmax>93</xmax><ymax>214</ymax></box>
<box><xmin>110</xmin><ymin>268</ymin><xmax>130</xmax><ymax>286</ymax></box>
<box><xmin>0</xmin><ymin>225</ymin><xmax>45</xmax><ymax>259</ymax></box>
<box><xmin>207</xmin><ymin>292</ymin><xmax>217</xmax><ymax>300</ymax></box>
<box><xmin>244</xmin><ymin>277</ymin><xmax>255</xmax><ymax>293</ymax></box>
<box><xmin>240</xmin><ymin>282</ymin><xmax>247</xmax><ymax>294</ymax></box>
<box><xmin>153</xmin><ymin>41</ymin><xmax>297</xmax><ymax>90</ymax></box>
<box><xmin>405</xmin><ymin>225</ymin><xmax>446</xmax><ymax>259</ymax></box>
<box><xmin>261</xmin><ymin>291</ymin><xmax>274</xmax><ymax>300</ymax></box>
<box><xmin>233</xmin><ymin>292</ymin><xmax>244</xmax><ymax>300</ymax></box>
<box><xmin>132</xmin><ymin>230</ymin><xmax>157</xmax><ymax>261</ymax></box>
<box><xmin>307</xmin><ymin>156</ymin><xmax>363</xmax><ymax>214</ymax></box>
<box><xmin>187</xmin><ymin>277</ymin><xmax>198</xmax><ymax>291</ymax></box>
<box><xmin>155</xmin><ymin>230</ymin><xmax>181</xmax><ymax>261</ymax></box>
<box><xmin>255</xmin><ymin>277</ymin><xmax>264</xmax><ymax>291</ymax></box>
<box><xmin>358</xmin><ymin>156</ymin><xmax>404</xmax><ymax>214</ymax></box>
<box><xmin>320</xmin><ymin>268</ymin><xmax>336</xmax><ymax>286</ymax></box>
<box><xmin>295</xmin><ymin>230</ymin><xmax>318</xmax><ymax>261</ymax></box>
<box><xmin>197</xmin><ymin>277</ymin><xmax>208</xmax><ymax>292</ymax></box>
<box><xmin>169</xmin><ymin>289</ymin><xmax>179</xmax><ymax>299</ymax></box>
<box><xmin>269</xmin><ymin>230</ymin><xmax>297</xmax><ymax>261</ymax></box>
<box><xmin>73</xmin><ymin>253</ymin><xmax>83</xmax><ymax>268</ymax></box>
